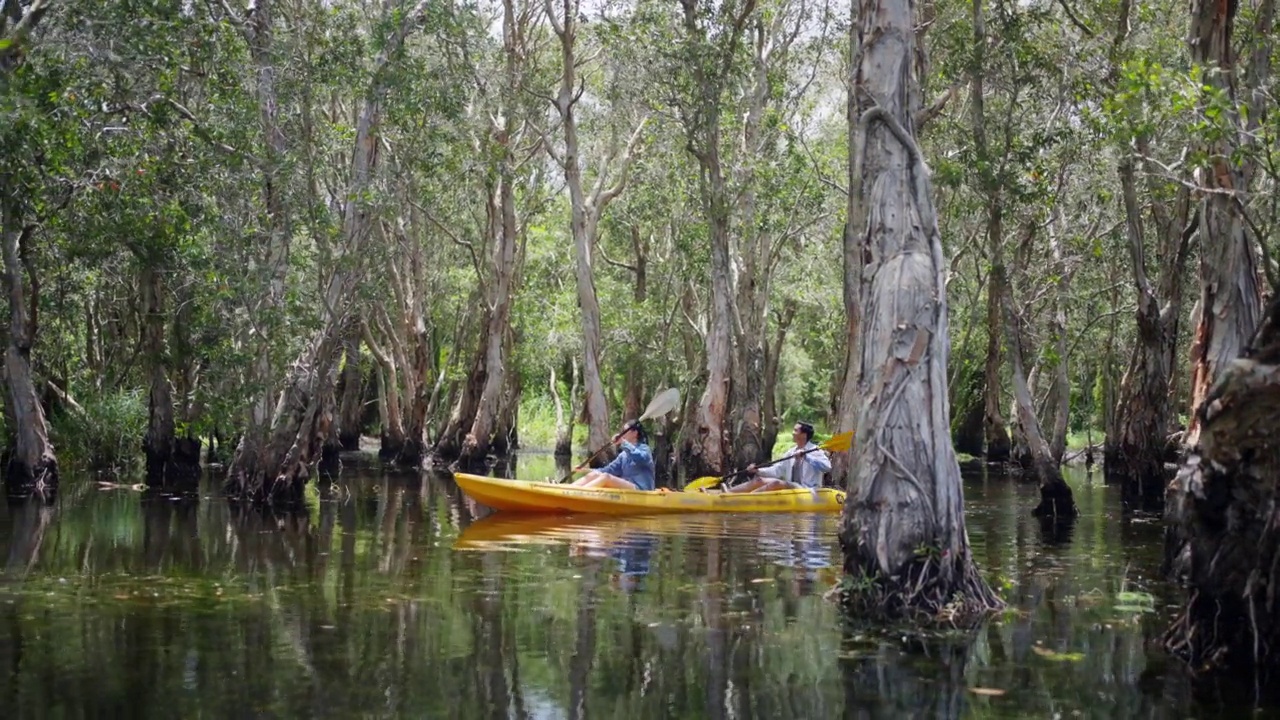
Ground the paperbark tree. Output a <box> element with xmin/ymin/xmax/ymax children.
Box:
<box><xmin>674</xmin><ymin>0</ymin><xmax>755</xmax><ymax>479</ymax></box>
<box><xmin>1184</xmin><ymin>0</ymin><xmax>1266</xmax><ymax>446</ymax></box>
<box><xmin>0</xmin><ymin>0</ymin><xmax>58</xmax><ymax>494</ymax></box>
<box><xmin>837</xmin><ymin>0</ymin><xmax>1002</xmax><ymax>620</ymax></box>
<box><xmin>1165</xmin><ymin>295</ymin><xmax>1280</xmax><ymax>671</ymax></box>
<box><xmin>1107</xmin><ymin>0</ymin><xmax>1194</xmax><ymax>491</ymax></box>
<box><xmin>457</xmin><ymin>0</ymin><xmax>528</xmax><ymax>463</ymax></box>
<box><xmin>228</xmin><ymin>0</ymin><xmax>432</xmax><ymax>501</ymax></box>
<box><xmin>544</xmin><ymin>0</ymin><xmax>645</xmax><ymax>462</ymax></box>
<box><xmin>969</xmin><ymin>0</ymin><xmax>1011</xmax><ymax>463</ymax></box>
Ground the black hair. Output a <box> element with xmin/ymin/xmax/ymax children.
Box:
<box><xmin>794</xmin><ymin>421</ymin><xmax>815</xmax><ymax>442</ymax></box>
<box><xmin>624</xmin><ymin>420</ymin><xmax>648</xmax><ymax>444</ymax></box>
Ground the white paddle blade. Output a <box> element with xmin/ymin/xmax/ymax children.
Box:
<box><xmin>640</xmin><ymin>387</ymin><xmax>681</xmax><ymax>421</ymax></box>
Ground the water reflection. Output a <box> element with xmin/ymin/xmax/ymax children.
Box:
<box><xmin>0</xmin><ymin>461</ymin><xmax>1260</xmax><ymax>718</ymax></box>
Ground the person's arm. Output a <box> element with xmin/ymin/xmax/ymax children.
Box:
<box><xmin>598</xmin><ymin>442</ymin><xmax>634</xmax><ymax>477</ymax></box>
<box><xmin>807</xmin><ymin>446</ymin><xmax>832</xmax><ymax>473</ymax></box>
<box><xmin>753</xmin><ymin>448</ymin><xmax>791</xmax><ymax>479</ymax></box>
<box><xmin>756</xmin><ymin>463</ymin><xmax>785</xmax><ymax>480</ymax></box>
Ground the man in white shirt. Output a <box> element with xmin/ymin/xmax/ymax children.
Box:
<box><xmin>727</xmin><ymin>421</ymin><xmax>832</xmax><ymax>493</ymax></box>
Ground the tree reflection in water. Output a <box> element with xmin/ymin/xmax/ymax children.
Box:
<box><xmin>0</xmin><ymin>463</ymin><xmax>1262</xmax><ymax>717</ymax></box>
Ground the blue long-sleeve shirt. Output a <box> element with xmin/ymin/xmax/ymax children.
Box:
<box><xmin>598</xmin><ymin>440</ymin><xmax>655</xmax><ymax>491</ymax></box>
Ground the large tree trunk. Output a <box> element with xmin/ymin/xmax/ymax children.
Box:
<box><xmin>676</xmin><ymin>0</ymin><xmax>749</xmax><ymax>479</ymax></box>
<box><xmin>0</xmin><ymin>204</ymin><xmax>57</xmax><ymax>494</ymax></box>
<box><xmin>726</xmin><ymin>17</ymin><xmax>789</xmax><ymax>472</ymax></box>
<box><xmin>837</xmin><ymin>0</ymin><xmax>1001</xmax><ymax>620</ymax></box>
<box><xmin>1184</xmin><ymin>0</ymin><xmax>1265</xmax><ymax>447</ymax></box>
<box><xmin>230</xmin><ymin>0</ymin><xmax>294</xmax><ymax>495</ymax></box>
<box><xmin>969</xmin><ymin>0</ymin><xmax>1011</xmax><ymax>463</ymax></box>
<box><xmin>1164</xmin><ymin>296</ymin><xmax>1280</xmax><ymax>671</ymax></box>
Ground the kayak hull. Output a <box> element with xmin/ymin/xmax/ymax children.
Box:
<box><xmin>453</xmin><ymin>473</ymin><xmax>846</xmax><ymax>515</ymax></box>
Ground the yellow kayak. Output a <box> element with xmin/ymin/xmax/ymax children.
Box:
<box><xmin>453</xmin><ymin>473</ymin><xmax>846</xmax><ymax>515</ymax></box>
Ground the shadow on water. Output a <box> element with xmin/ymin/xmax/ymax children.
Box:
<box><xmin>0</xmin><ymin>456</ymin><xmax>1268</xmax><ymax>717</ymax></box>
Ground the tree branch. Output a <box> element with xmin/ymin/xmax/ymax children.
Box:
<box><xmin>0</xmin><ymin>0</ymin><xmax>50</xmax><ymax>65</ymax></box>
<box><xmin>914</xmin><ymin>83</ymin><xmax>961</xmax><ymax>131</ymax></box>
<box><xmin>1056</xmin><ymin>0</ymin><xmax>1095</xmax><ymax>36</ymax></box>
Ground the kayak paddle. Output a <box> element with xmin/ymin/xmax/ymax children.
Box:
<box><xmin>683</xmin><ymin>429</ymin><xmax>854</xmax><ymax>492</ymax></box>
<box><xmin>557</xmin><ymin>386</ymin><xmax>681</xmax><ymax>483</ymax></box>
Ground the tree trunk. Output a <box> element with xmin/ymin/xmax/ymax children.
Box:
<box><xmin>227</xmin><ymin>0</ymin><xmax>429</xmax><ymax>502</ymax></box>
<box><xmin>551</xmin><ymin>360</ymin><xmax>576</xmax><ymax>457</ymax></box>
<box><xmin>335</xmin><ymin>334</ymin><xmax>364</xmax><ymax>451</ymax></box>
<box><xmin>546</xmin><ymin>0</ymin><xmax>641</xmax><ymax>461</ymax></box>
<box><xmin>970</xmin><ymin>0</ymin><xmax>1010</xmax><ymax>463</ymax></box>
<box><xmin>140</xmin><ymin>263</ymin><xmax>196</xmax><ymax>487</ymax></box>
<box><xmin>0</xmin><ymin>203</ymin><xmax>57</xmax><ymax>494</ymax></box>
<box><xmin>1184</xmin><ymin>0</ymin><xmax>1265</xmax><ymax>447</ymax></box>
<box><xmin>1164</xmin><ymin>296</ymin><xmax>1280</xmax><ymax>671</ymax></box>
<box><xmin>674</xmin><ymin>0</ymin><xmax>751</xmax><ymax>480</ymax></box>
<box><xmin>490</xmin><ymin>351</ymin><xmax>520</xmax><ymax>455</ymax></box>
<box><xmin>1006</xmin><ymin>294</ymin><xmax>1077</xmax><ymax>519</ymax></box>
<box><xmin>837</xmin><ymin>0</ymin><xmax>1002</xmax><ymax>621</ymax></box>
<box><xmin>1112</xmin><ymin>158</ymin><xmax>1193</xmax><ymax>493</ymax></box>
<box><xmin>550</xmin><ymin>2</ymin><xmax>608</xmax><ymax>452</ymax></box>
<box><xmin>761</xmin><ymin>301</ymin><xmax>796</xmax><ymax>454</ymax></box>
<box><xmin>364</xmin><ymin>320</ymin><xmax>406</xmax><ymax>460</ymax></box>
<box><xmin>1104</xmin><ymin>0</ymin><xmax>1194</xmax><ymax>490</ymax></box>
<box><xmin>459</xmin><ymin>0</ymin><xmax>521</xmax><ymax>463</ymax></box>
<box><xmin>832</xmin><ymin>0</ymin><xmax>862</xmax><ymax>490</ymax></box>
<box><xmin>436</xmin><ymin>329</ymin><xmax>486</xmax><ymax>459</ymax></box>
<box><xmin>1044</xmin><ymin>221</ymin><xmax>1071</xmax><ymax>465</ymax></box>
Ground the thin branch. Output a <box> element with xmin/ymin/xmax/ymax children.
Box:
<box><xmin>593</xmin><ymin>116</ymin><xmax>648</xmax><ymax>210</ymax></box>
<box><xmin>914</xmin><ymin>83</ymin><xmax>961</xmax><ymax>131</ymax></box>
<box><xmin>166</xmin><ymin>98</ymin><xmax>250</xmax><ymax>159</ymax></box>
<box><xmin>1056</xmin><ymin>0</ymin><xmax>1096</xmax><ymax>36</ymax></box>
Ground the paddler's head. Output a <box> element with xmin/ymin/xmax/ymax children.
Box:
<box><xmin>617</xmin><ymin>420</ymin><xmax>647</xmax><ymax>445</ymax></box>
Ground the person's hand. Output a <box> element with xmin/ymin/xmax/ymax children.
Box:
<box><xmin>747</xmin><ymin>463</ymin><xmax>758</xmax><ymax>475</ymax></box>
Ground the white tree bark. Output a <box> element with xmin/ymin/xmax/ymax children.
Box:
<box><xmin>837</xmin><ymin>0</ymin><xmax>1001</xmax><ymax>619</ymax></box>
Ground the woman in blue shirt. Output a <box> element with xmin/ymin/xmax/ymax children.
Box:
<box><xmin>569</xmin><ymin>420</ymin><xmax>656</xmax><ymax>491</ymax></box>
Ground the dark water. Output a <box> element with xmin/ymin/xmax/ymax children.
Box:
<box><xmin>0</xmin><ymin>457</ymin><xmax>1252</xmax><ymax>718</ymax></box>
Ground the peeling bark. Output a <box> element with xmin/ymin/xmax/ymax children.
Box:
<box><xmin>838</xmin><ymin>0</ymin><xmax>1001</xmax><ymax>621</ymax></box>
<box><xmin>1164</xmin><ymin>296</ymin><xmax>1280</xmax><ymax>672</ymax></box>
<box><xmin>0</xmin><ymin>202</ymin><xmax>56</xmax><ymax>494</ymax></box>
<box><xmin>1184</xmin><ymin>0</ymin><xmax>1265</xmax><ymax>446</ymax></box>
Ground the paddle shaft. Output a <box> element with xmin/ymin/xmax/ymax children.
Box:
<box><xmin>717</xmin><ymin>443</ymin><xmax>829</xmax><ymax>488</ymax></box>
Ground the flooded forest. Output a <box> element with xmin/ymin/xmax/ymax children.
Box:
<box><xmin>3</xmin><ymin>0</ymin><xmax>1280</xmax><ymax>715</ymax></box>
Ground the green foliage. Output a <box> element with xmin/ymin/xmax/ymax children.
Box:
<box><xmin>51</xmin><ymin>389</ymin><xmax>148</xmax><ymax>476</ymax></box>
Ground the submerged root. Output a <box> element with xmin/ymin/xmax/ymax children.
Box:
<box><xmin>839</xmin><ymin>553</ymin><xmax>1005</xmax><ymax>628</ymax></box>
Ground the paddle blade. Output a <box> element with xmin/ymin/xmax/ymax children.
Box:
<box><xmin>640</xmin><ymin>387</ymin><xmax>681</xmax><ymax>421</ymax></box>
<box><xmin>684</xmin><ymin>475</ymin><xmax>722</xmax><ymax>492</ymax></box>
<box><xmin>821</xmin><ymin>430</ymin><xmax>855</xmax><ymax>453</ymax></box>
